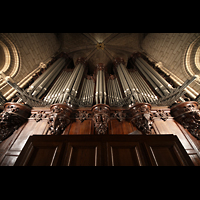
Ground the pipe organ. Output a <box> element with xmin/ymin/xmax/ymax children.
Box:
<box><xmin>1</xmin><ymin>52</ymin><xmax>200</xmax><ymax>166</ymax></box>
<box><xmin>10</xmin><ymin>53</ymin><xmax>198</xmax><ymax>108</ymax></box>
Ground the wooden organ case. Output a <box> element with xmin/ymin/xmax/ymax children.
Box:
<box><xmin>0</xmin><ymin>52</ymin><xmax>200</xmax><ymax>166</ymax></box>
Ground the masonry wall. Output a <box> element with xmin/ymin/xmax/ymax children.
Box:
<box><xmin>4</xmin><ymin>33</ymin><xmax>60</xmax><ymax>83</ymax></box>
<box><xmin>141</xmin><ymin>33</ymin><xmax>200</xmax><ymax>93</ymax></box>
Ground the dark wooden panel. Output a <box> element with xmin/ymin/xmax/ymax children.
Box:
<box><xmin>109</xmin><ymin>119</ymin><xmax>136</xmax><ymax>135</ymax></box>
<box><xmin>10</xmin><ymin>119</ymin><xmax>48</xmax><ymax>151</ymax></box>
<box><xmin>69</xmin><ymin>119</ymin><xmax>93</xmax><ymax>135</ymax></box>
<box><xmin>106</xmin><ymin>142</ymin><xmax>146</xmax><ymax>166</ymax></box>
<box><xmin>15</xmin><ymin>140</ymin><xmax>63</xmax><ymax>166</ymax></box>
<box><xmin>144</xmin><ymin>139</ymin><xmax>193</xmax><ymax>166</ymax></box>
<box><xmin>14</xmin><ymin>135</ymin><xmax>194</xmax><ymax>166</ymax></box>
<box><xmin>62</xmin><ymin>142</ymin><xmax>101</xmax><ymax>166</ymax></box>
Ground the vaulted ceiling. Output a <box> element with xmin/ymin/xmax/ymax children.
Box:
<box><xmin>56</xmin><ymin>33</ymin><xmax>147</xmax><ymax>74</ymax></box>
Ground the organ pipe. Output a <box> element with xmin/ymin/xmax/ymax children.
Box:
<box><xmin>95</xmin><ymin>64</ymin><xmax>106</xmax><ymax>105</ymax></box>
<box><xmin>27</xmin><ymin>57</ymin><xmax>64</xmax><ymax>94</ymax></box>
<box><xmin>135</xmin><ymin>58</ymin><xmax>169</xmax><ymax>97</ymax></box>
<box><xmin>60</xmin><ymin>60</ymin><xmax>86</xmax><ymax>104</ymax></box>
<box><xmin>134</xmin><ymin>59</ymin><xmax>164</xmax><ymax>98</ymax></box>
<box><xmin>138</xmin><ymin>57</ymin><xmax>173</xmax><ymax>91</ymax></box>
<box><xmin>32</xmin><ymin>58</ymin><xmax>66</xmax><ymax>98</ymax></box>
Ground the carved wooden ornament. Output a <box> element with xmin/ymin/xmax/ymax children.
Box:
<box><xmin>129</xmin><ymin>103</ymin><xmax>153</xmax><ymax>135</ymax></box>
<box><xmin>92</xmin><ymin>104</ymin><xmax>110</xmax><ymax>135</ymax></box>
<box><xmin>48</xmin><ymin>104</ymin><xmax>73</xmax><ymax>135</ymax></box>
<box><xmin>0</xmin><ymin>102</ymin><xmax>31</xmax><ymax>142</ymax></box>
<box><xmin>170</xmin><ymin>101</ymin><xmax>200</xmax><ymax>140</ymax></box>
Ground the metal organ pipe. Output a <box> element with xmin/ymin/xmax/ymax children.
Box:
<box><xmin>103</xmin><ymin>72</ymin><xmax>106</xmax><ymax>104</ymax></box>
<box><xmin>60</xmin><ymin>61</ymin><xmax>86</xmax><ymax>104</ymax></box>
<box><xmin>95</xmin><ymin>64</ymin><xmax>107</xmax><ymax>105</ymax></box>
<box><xmin>135</xmin><ymin>58</ymin><xmax>169</xmax><ymax>96</ymax></box>
<box><xmin>32</xmin><ymin>58</ymin><xmax>66</xmax><ymax>98</ymax></box>
<box><xmin>95</xmin><ymin>70</ymin><xmax>99</xmax><ymax>104</ymax></box>
<box><xmin>138</xmin><ymin>57</ymin><xmax>173</xmax><ymax>91</ymax></box>
<box><xmin>27</xmin><ymin>57</ymin><xmax>64</xmax><ymax>94</ymax></box>
<box><xmin>135</xmin><ymin>59</ymin><xmax>164</xmax><ymax>98</ymax></box>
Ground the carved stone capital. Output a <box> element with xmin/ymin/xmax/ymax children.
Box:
<box><xmin>48</xmin><ymin>104</ymin><xmax>73</xmax><ymax>135</ymax></box>
<box><xmin>92</xmin><ymin>104</ymin><xmax>110</xmax><ymax>135</ymax></box>
<box><xmin>170</xmin><ymin>101</ymin><xmax>200</xmax><ymax>140</ymax></box>
<box><xmin>0</xmin><ymin>102</ymin><xmax>32</xmax><ymax>142</ymax></box>
<box><xmin>129</xmin><ymin>103</ymin><xmax>153</xmax><ymax>135</ymax></box>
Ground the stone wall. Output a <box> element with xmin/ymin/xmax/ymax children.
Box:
<box><xmin>142</xmin><ymin>33</ymin><xmax>200</xmax><ymax>94</ymax></box>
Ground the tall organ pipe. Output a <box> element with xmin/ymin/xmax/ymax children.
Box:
<box><xmin>31</xmin><ymin>58</ymin><xmax>64</xmax><ymax>96</ymax></box>
<box><xmin>136</xmin><ymin>58</ymin><xmax>169</xmax><ymax>96</ymax></box>
<box><xmin>95</xmin><ymin>70</ymin><xmax>99</xmax><ymax>104</ymax></box>
<box><xmin>37</xmin><ymin>59</ymin><xmax>66</xmax><ymax>99</ymax></box>
<box><xmin>32</xmin><ymin>58</ymin><xmax>66</xmax><ymax>98</ymax></box>
<box><xmin>27</xmin><ymin>57</ymin><xmax>64</xmax><ymax>94</ymax></box>
<box><xmin>138</xmin><ymin>57</ymin><xmax>173</xmax><ymax>91</ymax></box>
<box><xmin>120</xmin><ymin>63</ymin><xmax>140</xmax><ymax>101</ymax></box>
<box><xmin>135</xmin><ymin>59</ymin><xmax>164</xmax><ymax>97</ymax></box>
<box><xmin>103</xmin><ymin>72</ymin><xmax>106</xmax><ymax>104</ymax></box>
<box><xmin>61</xmin><ymin>62</ymin><xmax>86</xmax><ymax>103</ymax></box>
<box><xmin>31</xmin><ymin>58</ymin><xmax>65</xmax><ymax>96</ymax></box>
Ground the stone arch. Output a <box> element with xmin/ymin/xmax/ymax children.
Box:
<box><xmin>0</xmin><ymin>33</ymin><xmax>20</xmax><ymax>79</ymax></box>
<box><xmin>184</xmin><ymin>35</ymin><xmax>200</xmax><ymax>84</ymax></box>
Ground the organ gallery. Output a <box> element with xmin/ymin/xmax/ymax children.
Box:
<box><xmin>1</xmin><ymin>33</ymin><xmax>200</xmax><ymax>166</ymax></box>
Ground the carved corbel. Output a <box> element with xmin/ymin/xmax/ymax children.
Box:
<box><xmin>113</xmin><ymin>111</ymin><xmax>126</xmax><ymax>122</ymax></box>
<box><xmin>31</xmin><ymin>111</ymin><xmax>48</xmax><ymax>122</ymax></box>
<box><xmin>48</xmin><ymin>104</ymin><xmax>73</xmax><ymax>135</ymax></box>
<box><xmin>170</xmin><ymin>101</ymin><xmax>200</xmax><ymax>140</ymax></box>
<box><xmin>92</xmin><ymin>104</ymin><xmax>110</xmax><ymax>135</ymax></box>
<box><xmin>129</xmin><ymin>103</ymin><xmax>153</xmax><ymax>135</ymax></box>
<box><xmin>0</xmin><ymin>102</ymin><xmax>32</xmax><ymax>142</ymax></box>
<box><xmin>152</xmin><ymin>110</ymin><xmax>169</xmax><ymax>121</ymax></box>
<box><xmin>76</xmin><ymin>111</ymin><xmax>90</xmax><ymax>123</ymax></box>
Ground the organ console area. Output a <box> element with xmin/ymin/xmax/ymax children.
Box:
<box><xmin>1</xmin><ymin>52</ymin><xmax>200</xmax><ymax>166</ymax></box>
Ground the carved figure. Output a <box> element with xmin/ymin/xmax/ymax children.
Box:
<box><xmin>92</xmin><ymin>104</ymin><xmax>110</xmax><ymax>135</ymax></box>
<box><xmin>48</xmin><ymin>104</ymin><xmax>72</xmax><ymax>135</ymax></box>
<box><xmin>129</xmin><ymin>103</ymin><xmax>153</xmax><ymax>135</ymax></box>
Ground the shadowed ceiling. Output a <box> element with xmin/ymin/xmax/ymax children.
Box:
<box><xmin>56</xmin><ymin>33</ymin><xmax>148</xmax><ymax>74</ymax></box>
